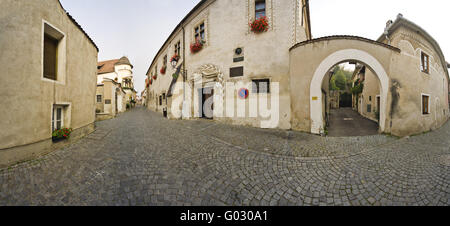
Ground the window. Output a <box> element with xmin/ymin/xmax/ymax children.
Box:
<box><xmin>255</xmin><ymin>0</ymin><xmax>266</xmax><ymax>19</ymax></box>
<box><xmin>421</xmin><ymin>52</ymin><xmax>429</xmax><ymax>73</ymax></box>
<box><xmin>159</xmin><ymin>95</ymin><xmax>163</xmax><ymax>106</ymax></box>
<box><xmin>162</xmin><ymin>93</ymin><xmax>166</xmax><ymax>100</ymax></box>
<box><xmin>175</xmin><ymin>41</ymin><xmax>181</xmax><ymax>56</ymax></box>
<box><xmin>422</xmin><ymin>95</ymin><xmax>430</xmax><ymax>115</ymax></box>
<box><xmin>43</xmin><ymin>22</ymin><xmax>65</xmax><ymax>81</ymax></box>
<box><xmin>163</xmin><ymin>55</ymin><xmax>168</xmax><ymax>67</ymax></box>
<box><xmin>155</xmin><ymin>64</ymin><xmax>158</xmax><ymax>75</ymax></box>
<box><xmin>97</xmin><ymin>95</ymin><xmax>102</xmax><ymax>103</ymax></box>
<box><xmin>44</xmin><ymin>34</ymin><xmax>58</xmax><ymax>80</ymax></box>
<box><xmin>194</xmin><ymin>22</ymin><xmax>206</xmax><ymax>42</ymax></box>
<box><xmin>252</xmin><ymin>79</ymin><xmax>270</xmax><ymax>93</ymax></box>
<box><xmin>52</xmin><ymin>106</ymin><xmax>64</xmax><ymax>131</ymax></box>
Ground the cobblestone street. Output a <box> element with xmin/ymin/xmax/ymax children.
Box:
<box><xmin>0</xmin><ymin>107</ymin><xmax>449</xmax><ymax>206</ymax></box>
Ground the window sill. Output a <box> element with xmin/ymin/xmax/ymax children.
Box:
<box><xmin>41</xmin><ymin>77</ymin><xmax>65</xmax><ymax>85</ymax></box>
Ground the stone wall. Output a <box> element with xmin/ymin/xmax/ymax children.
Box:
<box><xmin>0</xmin><ymin>0</ymin><xmax>98</xmax><ymax>166</ymax></box>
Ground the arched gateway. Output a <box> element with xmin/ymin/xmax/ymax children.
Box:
<box><xmin>289</xmin><ymin>36</ymin><xmax>402</xmax><ymax>135</ymax></box>
<box><xmin>309</xmin><ymin>49</ymin><xmax>390</xmax><ymax>134</ymax></box>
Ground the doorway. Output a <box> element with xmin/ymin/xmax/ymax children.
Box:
<box><xmin>198</xmin><ymin>87</ymin><xmax>214</xmax><ymax>119</ymax></box>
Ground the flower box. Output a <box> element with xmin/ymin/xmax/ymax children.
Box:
<box><xmin>160</xmin><ymin>66</ymin><xmax>166</xmax><ymax>75</ymax></box>
<box><xmin>250</xmin><ymin>16</ymin><xmax>269</xmax><ymax>33</ymax></box>
<box><xmin>52</xmin><ymin>128</ymin><xmax>72</xmax><ymax>143</ymax></box>
<box><xmin>190</xmin><ymin>39</ymin><xmax>204</xmax><ymax>54</ymax></box>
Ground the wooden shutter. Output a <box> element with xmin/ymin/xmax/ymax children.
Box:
<box><xmin>44</xmin><ymin>34</ymin><xmax>58</xmax><ymax>80</ymax></box>
<box><xmin>422</xmin><ymin>95</ymin><xmax>429</xmax><ymax>114</ymax></box>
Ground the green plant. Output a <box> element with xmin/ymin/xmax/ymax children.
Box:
<box><xmin>96</xmin><ymin>109</ymin><xmax>101</xmax><ymax>113</ymax></box>
<box><xmin>351</xmin><ymin>82</ymin><xmax>364</xmax><ymax>95</ymax></box>
<box><xmin>52</xmin><ymin>128</ymin><xmax>73</xmax><ymax>139</ymax></box>
<box><xmin>126</xmin><ymin>103</ymin><xmax>131</xmax><ymax>109</ymax></box>
<box><xmin>172</xmin><ymin>73</ymin><xmax>179</xmax><ymax>79</ymax></box>
<box><xmin>374</xmin><ymin>109</ymin><xmax>380</xmax><ymax>121</ymax></box>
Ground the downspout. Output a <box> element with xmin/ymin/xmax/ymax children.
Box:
<box><xmin>182</xmin><ymin>23</ymin><xmax>186</xmax><ymax>119</ymax></box>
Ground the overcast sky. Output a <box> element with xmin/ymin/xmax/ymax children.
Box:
<box><xmin>60</xmin><ymin>0</ymin><xmax>450</xmax><ymax>94</ymax></box>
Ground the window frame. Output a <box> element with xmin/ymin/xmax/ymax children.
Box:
<box><xmin>421</xmin><ymin>51</ymin><xmax>430</xmax><ymax>74</ymax></box>
<box><xmin>42</xmin><ymin>20</ymin><xmax>66</xmax><ymax>84</ymax></box>
<box><xmin>255</xmin><ymin>0</ymin><xmax>266</xmax><ymax>19</ymax></box>
<box><xmin>252</xmin><ymin>78</ymin><xmax>271</xmax><ymax>94</ymax></box>
<box><xmin>175</xmin><ymin>41</ymin><xmax>181</xmax><ymax>56</ymax></box>
<box><xmin>422</xmin><ymin>94</ymin><xmax>430</xmax><ymax>115</ymax></box>
<box><xmin>163</xmin><ymin>55</ymin><xmax>168</xmax><ymax>67</ymax></box>
<box><xmin>97</xmin><ymin>95</ymin><xmax>102</xmax><ymax>103</ymax></box>
<box><xmin>194</xmin><ymin>22</ymin><xmax>206</xmax><ymax>42</ymax></box>
<box><xmin>52</xmin><ymin>106</ymin><xmax>64</xmax><ymax>132</ymax></box>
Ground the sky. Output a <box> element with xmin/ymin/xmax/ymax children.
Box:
<box><xmin>60</xmin><ymin>0</ymin><xmax>450</xmax><ymax>94</ymax></box>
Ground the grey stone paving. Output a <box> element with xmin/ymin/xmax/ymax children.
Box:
<box><xmin>0</xmin><ymin>107</ymin><xmax>449</xmax><ymax>206</ymax></box>
<box><xmin>328</xmin><ymin>108</ymin><xmax>380</xmax><ymax>137</ymax></box>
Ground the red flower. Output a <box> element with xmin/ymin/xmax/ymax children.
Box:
<box><xmin>160</xmin><ymin>66</ymin><xmax>166</xmax><ymax>74</ymax></box>
<box><xmin>190</xmin><ymin>39</ymin><xmax>204</xmax><ymax>54</ymax></box>
<box><xmin>250</xmin><ymin>16</ymin><xmax>269</xmax><ymax>33</ymax></box>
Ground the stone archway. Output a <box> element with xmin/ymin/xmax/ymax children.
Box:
<box><xmin>310</xmin><ymin>49</ymin><xmax>390</xmax><ymax>134</ymax></box>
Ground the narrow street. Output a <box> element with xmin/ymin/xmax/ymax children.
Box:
<box><xmin>0</xmin><ymin>107</ymin><xmax>449</xmax><ymax>206</ymax></box>
<box><xmin>328</xmin><ymin>108</ymin><xmax>380</xmax><ymax>137</ymax></box>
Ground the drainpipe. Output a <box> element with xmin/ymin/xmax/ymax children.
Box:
<box><xmin>182</xmin><ymin>24</ymin><xmax>186</xmax><ymax>119</ymax></box>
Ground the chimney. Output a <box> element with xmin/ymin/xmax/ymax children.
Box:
<box><xmin>386</xmin><ymin>20</ymin><xmax>394</xmax><ymax>29</ymax></box>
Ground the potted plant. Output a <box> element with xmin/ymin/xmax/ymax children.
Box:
<box><xmin>160</xmin><ymin>66</ymin><xmax>166</xmax><ymax>75</ymax></box>
<box><xmin>152</xmin><ymin>74</ymin><xmax>157</xmax><ymax>80</ymax></box>
<box><xmin>190</xmin><ymin>39</ymin><xmax>204</xmax><ymax>54</ymax></box>
<box><xmin>250</xmin><ymin>16</ymin><xmax>269</xmax><ymax>33</ymax></box>
<box><xmin>52</xmin><ymin>128</ymin><xmax>73</xmax><ymax>143</ymax></box>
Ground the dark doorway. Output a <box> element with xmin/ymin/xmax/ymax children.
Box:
<box><xmin>198</xmin><ymin>87</ymin><xmax>214</xmax><ymax>119</ymax></box>
<box><xmin>115</xmin><ymin>92</ymin><xmax>118</xmax><ymax>113</ymax></box>
<box><xmin>339</xmin><ymin>92</ymin><xmax>352</xmax><ymax>108</ymax></box>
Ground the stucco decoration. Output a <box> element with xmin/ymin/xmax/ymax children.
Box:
<box><xmin>398</xmin><ymin>40</ymin><xmax>415</xmax><ymax>57</ymax></box>
<box><xmin>310</xmin><ymin>49</ymin><xmax>390</xmax><ymax>135</ymax></box>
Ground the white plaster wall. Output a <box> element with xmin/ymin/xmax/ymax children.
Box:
<box><xmin>147</xmin><ymin>0</ymin><xmax>309</xmax><ymax>129</ymax></box>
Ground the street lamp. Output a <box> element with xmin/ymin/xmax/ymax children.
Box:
<box><xmin>171</xmin><ymin>59</ymin><xmax>178</xmax><ymax>69</ymax></box>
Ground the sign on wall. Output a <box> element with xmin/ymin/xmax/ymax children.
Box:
<box><xmin>238</xmin><ymin>88</ymin><xmax>249</xmax><ymax>99</ymax></box>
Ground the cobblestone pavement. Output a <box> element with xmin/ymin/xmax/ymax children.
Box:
<box><xmin>0</xmin><ymin>107</ymin><xmax>449</xmax><ymax>206</ymax></box>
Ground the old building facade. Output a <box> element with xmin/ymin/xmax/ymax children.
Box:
<box><xmin>290</xmin><ymin>15</ymin><xmax>449</xmax><ymax>136</ymax></box>
<box><xmin>146</xmin><ymin>0</ymin><xmax>311</xmax><ymax>129</ymax></box>
<box><xmin>96</xmin><ymin>57</ymin><xmax>137</xmax><ymax>120</ymax></box>
<box><xmin>0</xmin><ymin>0</ymin><xmax>98</xmax><ymax>166</ymax></box>
<box><xmin>147</xmin><ymin>1</ymin><xmax>448</xmax><ymax>137</ymax></box>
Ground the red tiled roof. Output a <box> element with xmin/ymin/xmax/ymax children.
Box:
<box><xmin>97</xmin><ymin>59</ymin><xmax>119</xmax><ymax>74</ymax></box>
